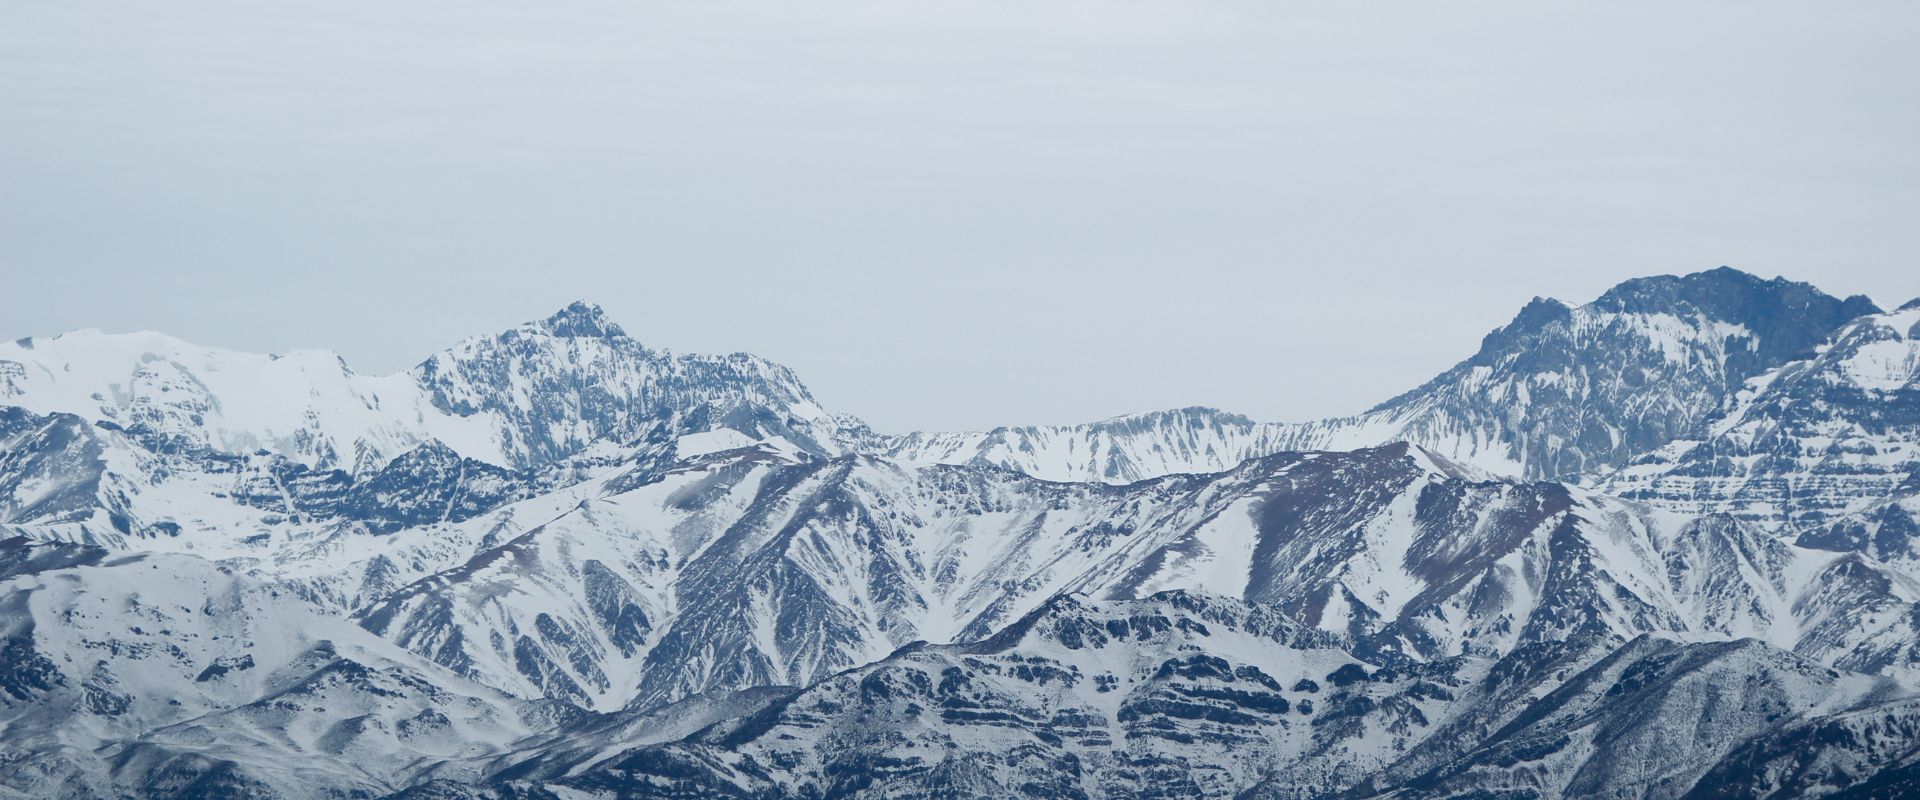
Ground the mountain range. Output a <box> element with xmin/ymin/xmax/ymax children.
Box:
<box><xmin>3</xmin><ymin>266</ymin><xmax>1919</xmax><ymax>799</ymax></box>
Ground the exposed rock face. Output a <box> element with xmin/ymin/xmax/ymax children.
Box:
<box><xmin>412</xmin><ymin>301</ymin><xmax>876</xmax><ymax>468</ymax></box>
<box><xmin>1682</xmin><ymin>695</ymin><xmax>1920</xmax><ymax>799</ymax></box>
<box><xmin>0</xmin><ymin>301</ymin><xmax>870</xmax><ymax>481</ymax></box>
<box><xmin>288</xmin><ymin>441</ymin><xmax>1920</xmax><ymax>719</ymax></box>
<box><xmin>414</xmin><ymin>595</ymin><xmax>1912</xmax><ymax>800</ymax></box>
<box><xmin>1339</xmin><ymin>268</ymin><xmax>1878</xmax><ymax>480</ymax></box>
<box><xmin>0</xmin><ymin>407</ymin><xmax>112</xmax><ymax>529</ymax></box>
<box><xmin>890</xmin><ymin>268</ymin><xmax>1878</xmax><ymax>483</ymax></box>
<box><xmin>1</xmin><ymin>268</ymin><xmax>1918</xmax><ymax>798</ymax></box>
<box><xmin>0</xmin><ymin>538</ymin><xmax>539</xmax><ymax>800</ymax></box>
<box><xmin>1606</xmin><ymin>303</ymin><xmax>1920</xmax><ymax>530</ymax></box>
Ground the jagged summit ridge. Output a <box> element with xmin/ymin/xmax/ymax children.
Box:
<box><xmin>1605</xmin><ymin>301</ymin><xmax>1920</xmax><ymax>530</ymax></box>
<box><xmin>0</xmin><ymin>270</ymin><xmax>1881</xmax><ymax>485</ymax></box>
<box><xmin>523</xmin><ymin>299</ymin><xmax>627</xmax><ymax>339</ymax></box>
<box><xmin>3</xmin><ymin>269</ymin><xmax>1920</xmax><ymax>798</ymax></box>
<box><xmin>0</xmin><ymin>301</ymin><xmax>869</xmax><ymax>476</ymax></box>
<box><xmin>891</xmin><ymin>266</ymin><xmax>1882</xmax><ymax>482</ymax></box>
<box><xmin>1592</xmin><ymin>265</ymin><xmax>1876</xmax><ymax>320</ymax></box>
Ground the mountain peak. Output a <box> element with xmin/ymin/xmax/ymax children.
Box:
<box><xmin>1590</xmin><ymin>266</ymin><xmax>1878</xmax><ymax>322</ymax></box>
<box><xmin>1583</xmin><ymin>267</ymin><xmax>1878</xmax><ymax>366</ymax></box>
<box><xmin>1591</xmin><ymin>266</ymin><xmax>1767</xmax><ymax>312</ymax></box>
<box><xmin>1465</xmin><ymin>296</ymin><xmax>1572</xmax><ymax>362</ymax></box>
<box><xmin>528</xmin><ymin>301</ymin><xmax>625</xmax><ymax>339</ymax></box>
<box><xmin>1095</xmin><ymin>406</ymin><xmax>1255</xmax><ymax>428</ymax></box>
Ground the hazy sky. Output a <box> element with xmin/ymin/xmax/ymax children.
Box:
<box><xmin>3</xmin><ymin>2</ymin><xmax>1916</xmax><ymax>433</ymax></box>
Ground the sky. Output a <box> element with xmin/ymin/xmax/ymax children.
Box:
<box><xmin>3</xmin><ymin>2</ymin><xmax>1917</xmax><ymax>433</ymax></box>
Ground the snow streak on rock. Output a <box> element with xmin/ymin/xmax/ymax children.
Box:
<box><xmin>2</xmin><ymin>269</ymin><xmax>1919</xmax><ymax>798</ymax></box>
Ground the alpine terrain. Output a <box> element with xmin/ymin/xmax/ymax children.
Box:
<box><xmin>4</xmin><ymin>267</ymin><xmax>1920</xmax><ymax>799</ymax></box>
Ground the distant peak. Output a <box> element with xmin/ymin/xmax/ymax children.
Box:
<box><xmin>1514</xmin><ymin>295</ymin><xmax>1574</xmax><ymax>322</ymax></box>
<box><xmin>1466</xmin><ymin>296</ymin><xmax>1572</xmax><ymax>358</ymax></box>
<box><xmin>1900</xmin><ymin>297</ymin><xmax>1920</xmax><ymax>312</ymax></box>
<box><xmin>1695</xmin><ymin>264</ymin><xmax>1762</xmax><ymax>281</ymax></box>
<box><xmin>1588</xmin><ymin>266</ymin><xmax>1878</xmax><ymax>329</ymax></box>
<box><xmin>1098</xmin><ymin>406</ymin><xmax>1252</xmax><ymax>426</ymax></box>
<box><xmin>528</xmin><ymin>301</ymin><xmax>626</xmax><ymax>339</ymax></box>
<box><xmin>1593</xmin><ymin>266</ymin><xmax>1766</xmax><ymax>310</ymax></box>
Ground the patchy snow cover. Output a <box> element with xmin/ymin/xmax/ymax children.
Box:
<box><xmin>1604</xmin><ymin>305</ymin><xmax>1920</xmax><ymax>530</ymax></box>
<box><xmin>890</xmin><ymin>268</ymin><xmax>1876</xmax><ymax>483</ymax></box>
<box><xmin>0</xmin><ymin>302</ymin><xmax>875</xmax><ymax>480</ymax></box>
<box><xmin>0</xmin><ymin>538</ymin><xmax>540</xmax><ymax>799</ymax></box>
<box><xmin>2</xmin><ymin>270</ymin><xmax>1918</xmax><ymax>798</ymax></box>
<box><xmin>437</xmin><ymin>593</ymin><xmax>1914</xmax><ymax>800</ymax></box>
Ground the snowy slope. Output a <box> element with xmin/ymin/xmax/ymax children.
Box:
<box><xmin>0</xmin><ymin>302</ymin><xmax>871</xmax><ymax>558</ymax></box>
<box><xmin>1683</xmin><ymin>693</ymin><xmax>1920</xmax><ymax>798</ymax></box>
<box><xmin>1604</xmin><ymin>301</ymin><xmax>1920</xmax><ymax>530</ymax></box>
<box><xmin>1332</xmin><ymin>635</ymin><xmax>1896</xmax><ymax>800</ymax></box>
<box><xmin>881</xmin><ymin>406</ymin><xmax>1309</xmax><ymax>484</ymax></box>
<box><xmin>449</xmin><ymin>592</ymin><xmax>1446</xmax><ymax>799</ymax></box>
<box><xmin>0</xmin><ymin>271</ymin><xmax>1915</xmax><ymax>799</ymax></box>
<box><xmin>0</xmin><ymin>537</ymin><xmax>546</xmax><ymax>800</ymax></box>
<box><xmin>0</xmin><ymin>328</ymin><xmax>502</xmax><ymax>473</ymax></box>
<box><xmin>330</xmin><ymin>441</ymin><xmax>1920</xmax><ymax>715</ymax></box>
<box><xmin>0</xmin><ymin>302</ymin><xmax>871</xmax><ymax>479</ymax></box>
<box><xmin>421</xmin><ymin>593</ymin><xmax>1910</xmax><ymax>800</ymax></box>
<box><xmin>412</xmin><ymin>302</ymin><xmax>875</xmax><ymax>468</ymax></box>
<box><xmin>887</xmin><ymin>268</ymin><xmax>1876</xmax><ymax>483</ymax></box>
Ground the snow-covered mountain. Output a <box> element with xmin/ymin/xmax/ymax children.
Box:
<box><xmin>0</xmin><ymin>537</ymin><xmax>553</xmax><ymax>800</ymax></box>
<box><xmin>3</xmin><ymin>267</ymin><xmax>1918</xmax><ymax>798</ymax></box>
<box><xmin>0</xmin><ymin>302</ymin><xmax>871</xmax><ymax>551</ymax></box>
<box><xmin>890</xmin><ymin>268</ymin><xmax>1877</xmax><ymax>483</ymax></box>
<box><xmin>411</xmin><ymin>592</ymin><xmax>1917</xmax><ymax>800</ymax></box>
<box><xmin>0</xmin><ymin>301</ymin><xmax>869</xmax><ymax>478</ymax></box>
<box><xmin>1605</xmin><ymin>300</ymin><xmax>1920</xmax><ymax>531</ymax></box>
<box><xmin>328</xmin><ymin>439</ymin><xmax>1920</xmax><ymax>721</ymax></box>
<box><xmin>880</xmin><ymin>406</ymin><xmax>1305</xmax><ymax>484</ymax></box>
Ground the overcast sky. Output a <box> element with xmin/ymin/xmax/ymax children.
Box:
<box><xmin>3</xmin><ymin>2</ymin><xmax>1916</xmax><ymax>433</ymax></box>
